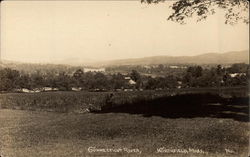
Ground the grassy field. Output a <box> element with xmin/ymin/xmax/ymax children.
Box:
<box><xmin>0</xmin><ymin>86</ymin><xmax>248</xmax><ymax>113</ymax></box>
<box><xmin>0</xmin><ymin>109</ymin><xmax>249</xmax><ymax>157</ymax></box>
<box><xmin>0</xmin><ymin>87</ymin><xmax>249</xmax><ymax>157</ymax></box>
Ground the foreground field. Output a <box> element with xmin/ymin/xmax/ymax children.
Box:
<box><xmin>0</xmin><ymin>87</ymin><xmax>248</xmax><ymax>114</ymax></box>
<box><xmin>0</xmin><ymin>109</ymin><xmax>248</xmax><ymax>157</ymax></box>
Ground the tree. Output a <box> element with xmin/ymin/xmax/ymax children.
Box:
<box><xmin>72</xmin><ymin>69</ymin><xmax>84</xmax><ymax>87</ymax></box>
<box><xmin>130</xmin><ymin>70</ymin><xmax>141</xmax><ymax>82</ymax></box>
<box><xmin>83</xmin><ymin>72</ymin><xmax>95</xmax><ymax>90</ymax></box>
<box><xmin>227</xmin><ymin>63</ymin><xmax>249</xmax><ymax>73</ymax></box>
<box><xmin>44</xmin><ymin>71</ymin><xmax>58</xmax><ymax>89</ymax></box>
<box><xmin>73</xmin><ymin>69</ymin><xmax>84</xmax><ymax>80</ymax></box>
<box><xmin>186</xmin><ymin>66</ymin><xmax>203</xmax><ymax>78</ymax></box>
<box><xmin>197</xmin><ymin>68</ymin><xmax>221</xmax><ymax>87</ymax></box>
<box><xmin>30</xmin><ymin>71</ymin><xmax>45</xmax><ymax>90</ymax></box>
<box><xmin>142</xmin><ymin>0</ymin><xmax>249</xmax><ymax>24</ymax></box>
<box><xmin>164</xmin><ymin>75</ymin><xmax>178</xmax><ymax>88</ymax></box>
<box><xmin>216</xmin><ymin>65</ymin><xmax>223</xmax><ymax>75</ymax></box>
<box><xmin>0</xmin><ymin>68</ymin><xmax>20</xmax><ymax>91</ymax></box>
<box><xmin>55</xmin><ymin>72</ymin><xmax>72</xmax><ymax>91</ymax></box>
<box><xmin>18</xmin><ymin>74</ymin><xmax>32</xmax><ymax>89</ymax></box>
<box><xmin>182</xmin><ymin>72</ymin><xmax>193</xmax><ymax>87</ymax></box>
<box><xmin>157</xmin><ymin>64</ymin><xmax>165</xmax><ymax>72</ymax></box>
<box><xmin>92</xmin><ymin>72</ymin><xmax>109</xmax><ymax>90</ymax></box>
<box><xmin>145</xmin><ymin>77</ymin><xmax>158</xmax><ymax>89</ymax></box>
<box><xmin>130</xmin><ymin>70</ymin><xmax>142</xmax><ymax>89</ymax></box>
<box><xmin>111</xmin><ymin>73</ymin><xmax>126</xmax><ymax>89</ymax></box>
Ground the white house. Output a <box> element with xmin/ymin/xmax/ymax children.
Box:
<box><xmin>84</xmin><ymin>68</ymin><xmax>105</xmax><ymax>73</ymax></box>
<box><xmin>43</xmin><ymin>87</ymin><xmax>53</xmax><ymax>91</ymax></box>
<box><xmin>43</xmin><ymin>87</ymin><xmax>59</xmax><ymax>91</ymax></box>
<box><xmin>229</xmin><ymin>73</ymin><xmax>246</xmax><ymax>78</ymax></box>
<box><xmin>21</xmin><ymin>88</ymin><xmax>41</xmax><ymax>93</ymax></box>
<box><xmin>128</xmin><ymin>79</ymin><xmax>136</xmax><ymax>85</ymax></box>
<box><xmin>124</xmin><ymin>76</ymin><xmax>136</xmax><ymax>85</ymax></box>
<box><xmin>72</xmin><ymin>87</ymin><xmax>82</xmax><ymax>91</ymax></box>
<box><xmin>169</xmin><ymin>66</ymin><xmax>179</xmax><ymax>69</ymax></box>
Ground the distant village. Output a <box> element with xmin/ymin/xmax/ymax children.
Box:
<box><xmin>0</xmin><ymin>63</ymin><xmax>248</xmax><ymax>93</ymax></box>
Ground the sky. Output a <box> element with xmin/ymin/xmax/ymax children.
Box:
<box><xmin>0</xmin><ymin>1</ymin><xmax>249</xmax><ymax>63</ymax></box>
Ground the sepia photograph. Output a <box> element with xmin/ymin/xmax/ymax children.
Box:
<box><xmin>0</xmin><ymin>0</ymin><xmax>249</xmax><ymax>156</ymax></box>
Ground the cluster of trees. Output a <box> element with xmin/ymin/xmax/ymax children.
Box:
<box><xmin>0</xmin><ymin>69</ymin><xmax>136</xmax><ymax>91</ymax></box>
<box><xmin>0</xmin><ymin>63</ymin><xmax>249</xmax><ymax>92</ymax></box>
<box><xmin>183</xmin><ymin>64</ymin><xmax>249</xmax><ymax>88</ymax></box>
<box><xmin>106</xmin><ymin>64</ymin><xmax>186</xmax><ymax>77</ymax></box>
<box><xmin>145</xmin><ymin>75</ymin><xmax>179</xmax><ymax>90</ymax></box>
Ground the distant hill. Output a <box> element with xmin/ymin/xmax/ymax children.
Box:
<box><xmin>91</xmin><ymin>50</ymin><xmax>249</xmax><ymax>66</ymax></box>
<box><xmin>1</xmin><ymin>50</ymin><xmax>248</xmax><ymax>69</ymax></box>
<box><xmin>0</xmin><ymin>60</ymin><xmax>83</xmax><ymax>74</ymax></box>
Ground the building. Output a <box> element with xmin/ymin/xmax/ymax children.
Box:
<box><xmin>169</xmin><ymin>65</ymin><xmax>179</xmax><ymax>69</ymax></box>
<box><xmin>229</xmin><ymin>73</ymin><xmax>246</xmax><ymax>78</ymax></box>
<box><xmin>83</xmin><ymin>68</ymin><xmax>105</xmax><ymax>73</ymax></box>
<box><xmin>124</xmin><ymin>76</ymin><xmax>136</xmax><ymax>85</ymax></box>
<box><xmin>72</xmin><ymin>87</ymin><xmax>82</xmax><ymax>91</ymax></box>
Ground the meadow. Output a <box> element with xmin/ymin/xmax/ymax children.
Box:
<box><xmin>0</xmin><ymin>109</ymin><xmax>248</xmax><ymax>157</ymax></box>
<box><xmin>0</xmin><ymin>87</ymin><xmax>249</xmax><ymax>157</ymax></box>
<box><xmin>0</xmin><ymin>86</ymin><xmax>248</xmax><ymax>113</ymax></box>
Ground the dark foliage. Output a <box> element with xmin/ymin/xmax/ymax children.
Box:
<box><xmin>95</xmin><ymin>93</ymin><xmax>249</xmax><ymax>122</ymax></box>
<box><xmin>0</xmin><ymin>63</ymin><xmax>248</xmax><ymax>92</ymax></box>
<box><xmin>142</xmin><ymin>0</ymin><xmax>249</xmax><ymax>24</ymax></box>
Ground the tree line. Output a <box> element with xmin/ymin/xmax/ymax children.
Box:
<box><xmin>0</xmin><ymin>63</ymin><xmax>249</xmax><ymax>92</ymax></box>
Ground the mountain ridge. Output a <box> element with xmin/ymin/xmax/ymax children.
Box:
<box><xmin>89</xmin><ymin>50</ymin><xmax>249</xmax><ymax>66</ymax></box>
<box><xmin>1</xmin><ymin>50</ymin><xmax>248</xmax><ymax>67</ymax></box>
